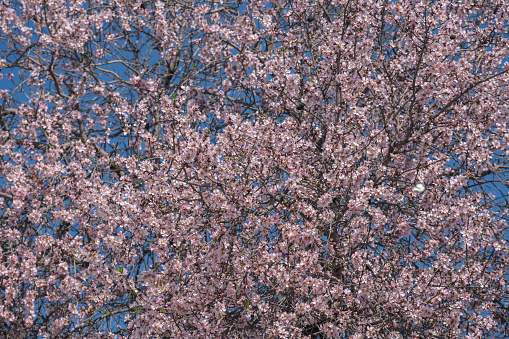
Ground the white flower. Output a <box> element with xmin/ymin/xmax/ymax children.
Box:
<box><xmin>413</xmin><ymin>183</ymin><xmax>426</xmax><ymax>192</ymax></box>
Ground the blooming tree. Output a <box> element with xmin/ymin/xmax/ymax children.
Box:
<box><xmin>1</xmin><ymin>0</ymin><xmax>509</xmax><ymax>337</ymax></box>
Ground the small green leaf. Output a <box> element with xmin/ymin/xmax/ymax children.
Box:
<box><xmin>245</xmin><ymin>300</ymin><xmax>250</xmax><ymax>309</ymax></box>
<box><xmin>117</xmin><ymin>267</ymin><xmax>123</xmax><ymax>274</ymax></box>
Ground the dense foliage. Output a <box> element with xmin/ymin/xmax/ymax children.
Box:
<box><xmin>1</xmin><ymin>0</ymin><xmax>509</xmax><ymax>337</ymax></box>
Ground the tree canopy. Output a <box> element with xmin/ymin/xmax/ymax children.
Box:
<box><xmin>1</xmin><ymin>0</ymin><xmax>509</xmax><ymax>337</ymax></box>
